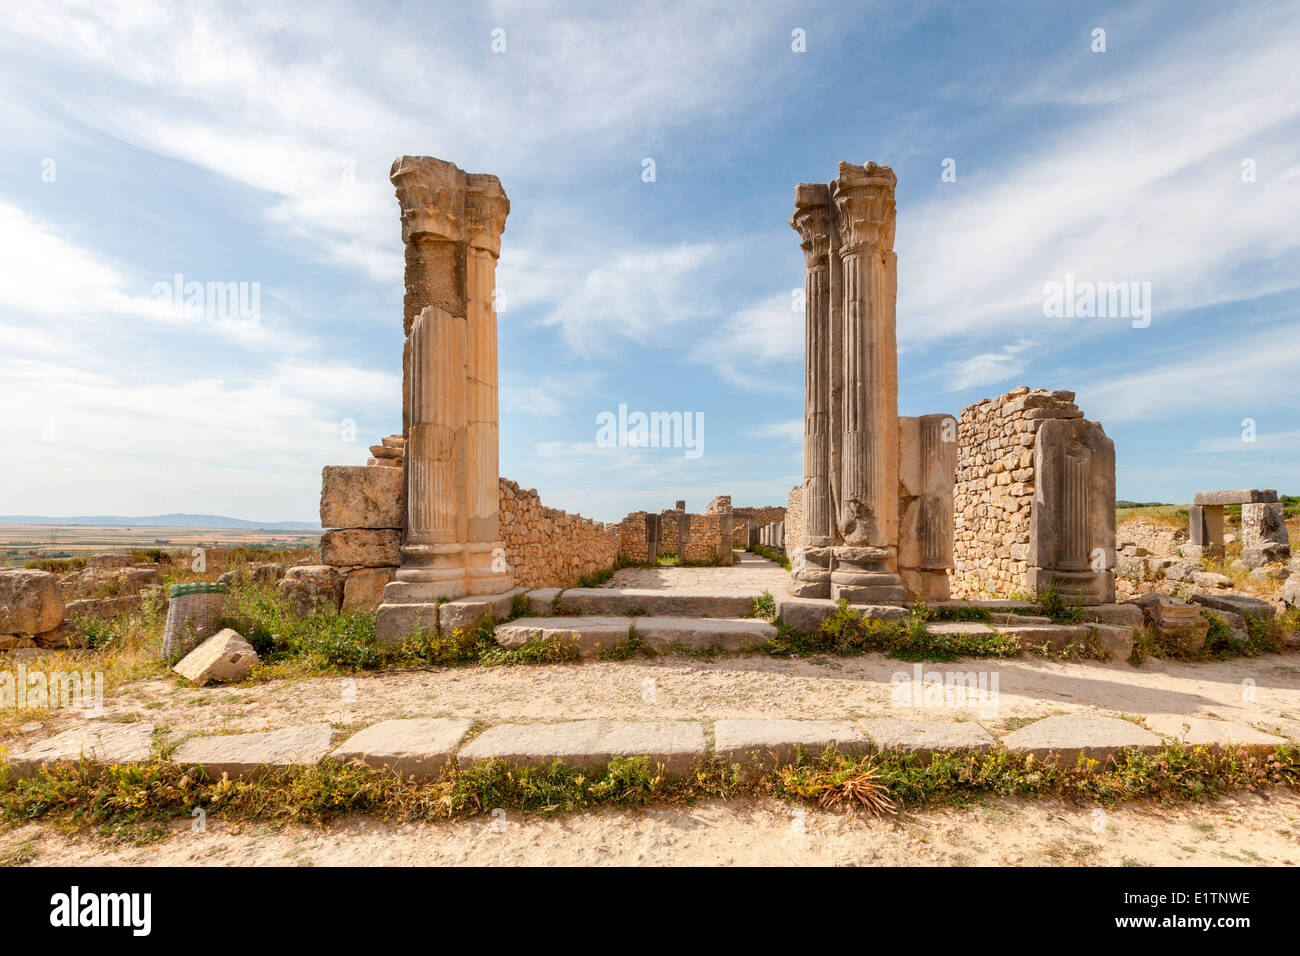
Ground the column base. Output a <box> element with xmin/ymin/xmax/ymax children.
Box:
<box><xmin>788</xmin><ymin>545</ymin><xmax>832</xmax><ymax>597</ymax></box>
<box><xmin>830</xmin><ymin>546</ymin><xmax>906</xmax><ymax>604</ymax></box>
<box><xmin>1026</xmin><ymin>567</ymin><xmax>1115</xmax><ymax>606</ymax></box>
<box><xmin>900</xmin><ymin>568</ymin><xmax>951</xmax><ymax>602</ymax></box>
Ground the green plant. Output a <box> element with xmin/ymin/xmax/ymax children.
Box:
<box><xmin>1034</xmin><ymin>582</ymin><xmax>1083</xmax><ymax>624</ymax></box>
<box><xmin>750</xmin><ymin>591</ymin><xmax>776</xmax><ymax>620</ymax></box>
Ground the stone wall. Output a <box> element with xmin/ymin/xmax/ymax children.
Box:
<box><xmin>1118</xmin><ymin>520</ymin><xmax>1187</xmax><ymax>557</ymax></box>
<box><xmin>498</xmin><ymin>479</ymin><xmax>620</xmax><ymax>589</ymax></box>
<box><xmin>784</xmin><ymin>485</ymin><xmax>804</xmax><ymax>561</ymax></box>
<box><xmin>952</xmin><ymin>387</ymin><xmax>1084</xmax><ymax>599</ymax></box>
<box><xmin>618</xmin><ymin>512</ymin><xmax>653</xmax><ymax>563</ymax></box>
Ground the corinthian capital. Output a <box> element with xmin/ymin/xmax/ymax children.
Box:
<box><xmin>390</xmin><ymin>155</ymin><xmax>467</xmax><ymax>244</ymax></box>
<box><xmin>832</xmin><ymin>161</ymin><xmax>897</xmax><ymax>254</ymax></box>
<box><xmin>790</xmin><ymin>182</ymin><xmax>833</xmax><ymax>265</ymax></box>
<box><xmin>465</xmin><ymin>174</ymin><xmax>510</xmax><ymax>257</ymax></box>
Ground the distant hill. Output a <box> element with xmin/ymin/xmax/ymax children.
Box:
<box><xmin>0</xmin><ymin>514</ymin><xmax>320</xmax><ymax>531</ymax></box>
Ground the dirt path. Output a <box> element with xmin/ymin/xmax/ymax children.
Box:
<box><xmin>5</xmin><ymin>791</ymin><xmax>1297</xmax><ymax>866</ymax></box>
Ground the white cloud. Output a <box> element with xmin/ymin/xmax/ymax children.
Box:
<box><xmin>1075</xmin><ymin>323</ymin><xmax>1300</xmax><ymax>424</ymax></box>
<box><xmin>1192</xmin><ymin>428</ymin><xmax>1300</xmax><ymax>455</ymax></box>
<box><xmin>746</xmin><ymin>419</ymin><xmax>803</xmax><ymax>442</ymax></box>
<box><xmin>942</xmin><ymin>339</ymin><xmax>1033</xmax><ymax>392</ymax></box>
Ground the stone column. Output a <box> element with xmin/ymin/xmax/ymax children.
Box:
<box><xmin>464</xmin><ymin>176</ymin><xmax>513</xmax><ymax>596</ymax></box>
<box><xmin>377</xmin><ymin>157</ymin><xmax>513</xmax><ymax>644</ymax></box>
<box><xmin>829</xmin><ymin>162</ymin><xmax>904</xmax><ymax>603</ymax></box>
<box><xmin>789</xmin><ymin>183</ymin><xmax>834</xmax><ymax>597</ymax></box>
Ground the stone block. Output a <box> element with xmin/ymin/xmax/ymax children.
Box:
<box><xmin>0</xmin><ymin>569</ymin><xmax>64</xmax><ymax>635</ymax></box>
<box><xmin>457</xmin><ymin>720</ymin><xmax>707</xmax><ymax>775</ymax></box>
<box><xmin>714</xmin><ymin>719</ymin><xmax>870</xmax><ymax>772</ymax></box>
<box><xmin>319</xmin><ymin>465</ymin><xmax>404</xmax><ymax>529</ymax></box>
<box><xmin>1143</xmin><ymin>715</ymin><xmax>1287</xmax><ymax>751</ymax></box>
<box><xmin>634</xmin><ymin>617</ymin><xmax>776</xmax><ymax>651</ymax></box>
<box><xmin>1193</xmin><ymin>489</ymin><xmax>1277</xmax><ymax>506</ymax></box>
<box><xmin>858</xmin><ymin>717</ymin><xmax>995</xmax><ymax>760</ymax></box>
<box><xmin>373</xmin><ymin>603</ymin><xmax>441</xmax><ymax>647</ymax></box>
<box><xmin>1188</xmin><ymin>592</ymin><xmax>1275</xmax><ymax>626</ymax></box>
<box><xmin>331</xmin><ymin>718</ymin><xmax>473</xmax><ymax>778</ymax></box>
<box><xmin>173</xmin><ymin>628</ymin><xmax>258</xmax><ymax>685</ymax></box>
<box><xmin>277</xmin><ymin>565</ymin><xmax>343</xmax><ymax>618</ymax></box>
<box><xmin>171</xmin><ymin>722</ymin><xmax>336</xmax><ymax>779</ymax></box>
<box><xmin>342</xmin><ymin>567</ymin><xmax>397</xmax><ymax>612</ymax></box>
<box><xmin>320</xmin><ymin>528</ymin><xmax>402</xmax><ymax>568</ymax></box>
<box><xmin>439</xmin><ymin>587</ymin><xmax>526</xmax><ymax>633</ymax></box>
<box><xmin>1001</xmin><ymin>714</ymin><xmax>1162</xmax><ymax>764</ymax></box>
<box><xmin>493</xmin><ymin>616</ymin><xmax>630</xmax><ymax>656</ymax></box>
<box><xmin>525</xmin><ymin>588</ymin><xmax>562</xmax><ymax>615</ymax></box>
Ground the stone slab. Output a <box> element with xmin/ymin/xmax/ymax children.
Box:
<box><xmin>525</xmin><ymin>588</ymin><xmax>562</xmax><ymax>615</ymax></box>
<box><xmin>555</xmin><ymin>587</ymin><xmax>758</xmax><ymax>618</ymax></box>
<box><xmin>493</xmin><ymin>617</ymin><xmax>630</xmax><ymax>656</ymax></box>
<box><xmin>713</xmin><ymin>719</ymin><xmax>870</xmax><ymax>773</ymax></box>
<box><xmin>331</xmin><ymin>718</ymin><xmax>473</xmax><ymax>778</ymax></box>
<box><xmin>1001</xmin><ymin>714</ymin><xmax>1163</xmax><ymax>764</ymax></box>
<box><xmin>1143</xmin><ymin>715</ymin><xmax>1287</xmax><ymax>751</ymax></box>
<box><xmin>776</xmin><ymin>595</ymin><xmax>906</xmax><ymax>635</ymax></box>
<box><xmin>634</xmin><ymin>617</ymin><xmax>776</xmax><ymax>651</ymax></box>
<box><xmin>171</xmin><ymin>722</ymin><xmax>336</xmax><ymax>779</ymax></box>
<box><xmin>439</xmin><ymin>587</ymin><xmax>526</xmax><ymax>633</ymax></box>
<box><xmin>1193</xmin><ymin>489</ymin><xmax>1277</xmax><ymax>506</ymax></box>
<box><xmin>1188</xmin><ymin>592</ymin><xmax>1275</xmax><ymax>624</ymax></box>
<box><xmin>457</xmin><ymin>720</ymin><xmax>706</xmax><ymax>775</ymax></box>
<box><xmin>1080</xmin><ymin>603</ymin><xmax>1144</xmax><ymax>630</ymax></box>
<box><xmin>6</xmin><ymin>722</ymin><xmax>154</xmax><ymax>777</ymax></box>
<box><xmin>858</xmin><ymin>717</ymin><xmax>995</xmax><ymax>760</ymax></box>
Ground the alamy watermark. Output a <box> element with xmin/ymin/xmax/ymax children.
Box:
<box><xmin>596</xmin><ymin>404</ymin><xmax>704</xmax><ymax>459</ymax></box>
<box><xmin>890</xmin><ymin>663</ymin><xmax>1000</xmax><ymax>718</ymax></box>
<box><xmin>1</xmin><ymin>664</ymin><xmax>104</xmax><ymax>715</ymax></box>
<box><xmin>1042</xmin><ymin>274</ymin><xmax>1151</xmax><ymax>328</ymax></box>
<box><xmin>151</xmin><ymin>273</ymin><xmax>261</xmax><ymax>325</ymax></box>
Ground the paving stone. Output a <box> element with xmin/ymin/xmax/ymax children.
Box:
<box><xmin>634</xmin><ymin>617</ymin><xmax>776</xmax><ymax>651</ymax></box>
<box><xmin>555</xmin><ymin>587</ymin><xmax>758</xmax><ymax>618</ymax></box>
<box><xmin>171</xmin><ymin>722</ymin><xmax>336</xmax><ymax>779</ymax></box>
<box><xmin>713</xmin><ymin>719</ymin><xmax>870</xmax><ymax>772</ymax></box>
<box><xmin>1143</xmin><ymin>715</ymin><xmax>1288</xmax><ymax>751</ymax></box>
<box><xmin>1001</xmin><ymin>714</ymin><xmax>1163</xmax><ymax>764</ymax></box>
<box><xmin>524</xmin><ymin>588</ymin><xmax>562</xmax><ymax>615</ymax></box>
<box><xmin>493</xmin><ymin>617</ymin><xmax>631</xmax><ymax>656</ymax></box>
<box><xmin>439</xmin><ymin>588</ymin><xmax>526</xmax><ymax>633</ymax></box>
<box><xmin>7</xmin><ymin>722</ymin><xmax>154</xmax><ymax>777</ymax></box>
<box><xmin>858</xmin><ymin>717</ymin><xmax>995</xmax><ymax>759</ymax></box>
<box><xmin>457</xmin><ymin>720</ymin><xmax>706</xmax><ymax>775</ymax></box>
<box><xmin>331</xmin><ymin>718</ymin><xmax>473</xmax><ymax>777</ymax></box>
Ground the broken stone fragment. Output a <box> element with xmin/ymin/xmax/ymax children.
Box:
<box><xmin>173</xmin><ymin>628</ymin><xmax>259</xmax><ymax>686</ymax></box>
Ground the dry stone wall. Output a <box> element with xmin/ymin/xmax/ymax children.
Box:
<box><xmin>499</xmin><ymin>479</ymin><xmax>620</xmax><ymax>589</ymax></box>
<box><xmin>952</xmin><ymin>387</ymin><xmax>1084</xmax><ymax>599</ymax></box>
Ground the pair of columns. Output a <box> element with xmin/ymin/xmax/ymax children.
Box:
<box><xmin>789</xmin><ymin>162</ymin><xmax>905</xmax><ymax>602</ymax></box>
<box><xmin>382</xmin><ymin>157</ymin><xmax>513</xmax><ymax>605</ymax></box>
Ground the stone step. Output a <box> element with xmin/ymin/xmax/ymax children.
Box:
<box><xmin>553</xmin><ymin>587</ymin><xmax>760</xmax><ymax>618</ymax></box>
<box><xmin>456</xmin><ymin>720</ymin><xmax>707</xmax><ymax>776</ymax></box>
<box><xmin>171</xmin><ymin>722</ymin><xmax>336</xmax><ymax>779</ymax></box>
<box><xmin>493</xmin><ymin>616</ymin><xmax>777</xmax><ymax>656</ymax></box>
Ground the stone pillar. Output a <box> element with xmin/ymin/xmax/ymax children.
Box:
<box><xmin>378</xmin><ymin>157</ymin><xmax>513</xmax><ymax>644</ymax></box>
<box><xmin>898</xmin><ymin>414</ymin><xmax>956</xmax><ymax>601</ymax></box>
<box><xmin>464</xmin><ymin>177</ymin><xmax>512</xmax><ymax>595</ymax></box>
<box><xmin>1026</xmin><ymin>418</ymin><xmax>1116</xmax><ymax>605</ymax></box>
<box><xmin>1241</xmin><ymin>502</ymin><xmax>1290</xmax><ymax>566</ymax></box>
<box><xmin>789</xmin><ymin>184</ymin><xmax>834</xmax><ymax>597</ymax></box>
<box><xmin>829</xmin><ymin>162</ymin><xmax>904</xmax><ymax>603</ymax></box>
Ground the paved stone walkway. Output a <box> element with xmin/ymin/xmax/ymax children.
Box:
<box><xmin>604</xmin><ymin>550</ymin><xmax>790</xmax><ymax>592</ymax></box>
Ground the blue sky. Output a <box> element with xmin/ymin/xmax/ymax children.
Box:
<box><xmin>1</xmin><ymin>0</ymin><xmax>1297</xmax><ymax>524</ymax></box>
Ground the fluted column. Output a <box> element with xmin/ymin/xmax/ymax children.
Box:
<box><xmin>378</xmin><ymin>157</ymin><xmax>513</xmax><ymax>630</ymax></box>
<box><xmin>464</xmin><ymin>176</ymin><xmax>513</xmax><ymax>594</ymax></box>
<box><xmin>829</xmin><ymin>162</ymin><xmax>904</xmax><ymax>603</ymax></box>
<box><xmin>788</xmin><ymin>183</ymin><xmax>833</xmax><ymax>597</ymax></box>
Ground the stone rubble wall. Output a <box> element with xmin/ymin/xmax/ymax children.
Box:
<box><xmin>617</xmin><ymin>511</ymin><xmax>653</xmax><ymax>563</ymax></box>
<box><xmin>1117</xmin><ymin>519</ymin><xmax>1188</xmax><ymax>557</ymax></box>
<box><xmin>784</xmin><ymin>485</ymin><xmax>804</xmax><ymax>560</ymax></box>
<box><xmin>497</xmin><ymin>479</ymin><xmax>620</xmax><ymax>590</ymax></box>
<box><xmin>951</xmin><ymin>387</ymin><xmax>1083</xmax><ymax>599</ymax></box>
